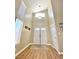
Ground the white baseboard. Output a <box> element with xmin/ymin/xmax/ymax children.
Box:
<box><xmin>59</xmin><ymin>52</ymin><xmax>63</xmax><ymax>55</ymax></box>
<box><xmin>15</xmin><ymin>43</ymin><xmax>32</xmax><ymax>57</ymax></box>
<box><xmin>15</xmin><ymin>43</ymin><xmax>52</xmax><ymax>57</ymax></box>
<box><xmin>15</xmin><ymin>43</ymin><xmax>62</xmax><ymax>57</ymax></box>
<box><xmin>50</xmin><ymin>45</ymin><xmax>63</xmax><ymax>55</ymax></box>
<box><xmin>31</xmin><ymin>43</ymin><xmax>52</xmax><ymax>46</ymax></box>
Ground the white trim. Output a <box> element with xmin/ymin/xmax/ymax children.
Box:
<box><xmin>15</xmin><ymin>43</ymin><xmax>52</xmax><ymax>57</ymax></box>
<box><xmin>50</xmin><ymin>45</ymin><xmax>63</xmax><ymax>55</ymax></box>
<box><xmin>15</xmin><ymin>43</ymin><xmax>62</xmax><ymax>57</ymax></box>
<box><xmin>31</xmin><ymin>43</ymin><xmax>52</xmax><ymax>46</ymax></box>
<box><xmin>59</xmin><ymin>52</ymin><xmax>63</xmax><ymax>55</ymax></box>
<box><xmin>15</xmin><ymin>43</ymin><xmax>32</xmax><ymax>57</ymax></box>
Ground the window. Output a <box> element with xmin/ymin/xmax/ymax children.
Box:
<box><xmin>35</xmin><ymin>13</ymin><xmax>45</xmax><ymax>19</ymax></box>
<box><xmin>15</xmin><ymin>18</ymin><xmax>23</xmax><ymax>44</ymax></box>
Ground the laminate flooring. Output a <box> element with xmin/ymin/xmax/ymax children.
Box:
<box><xmin>16</xmin><ymin>45</ymin><xmax>62</xmax><ymax>59</ymax></box>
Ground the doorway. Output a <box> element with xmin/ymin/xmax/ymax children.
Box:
<box><xmin>33</xmin><ymin>28</ymin><xmax>47</xmax><ymax>45</ymax></box>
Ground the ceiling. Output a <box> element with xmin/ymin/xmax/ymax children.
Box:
<box><xmin>26</xmin><ymin>0</ymin><xmax>63</xmax><ymax>20</ymax></box>
<box><xmin>16</xmin><ymin>0</ymin><xmax>63</xmax><ymax>22</ymax></box>
<box><xmin>28</xmin><ymin>0</ymin><xmax>48</xmax><ymax>13</ymax></box>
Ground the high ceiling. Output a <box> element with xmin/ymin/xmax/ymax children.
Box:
<box><xmin>28</xmin><ymin>0</ymin><xmax>48</xmax><ymax>13</ymax></box>
<box><xmin>16</xmin><ymin>0</ymin><xmax>63</xmax><ymax>21</ymax></box>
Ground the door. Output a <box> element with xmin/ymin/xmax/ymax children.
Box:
<box><xmin>34</xmin><ymin>28</ymin><xmax>40</xmax><ymax>44</ymax></box>
<box><xmin>33</xmin><ymin>28</ymin><xmax>47</xmax><ymax>44</ymax></box>
<box><xmin>41</xmin><ymin>28</ymin><xmax>47</xmax><ymax>44</ymax></box>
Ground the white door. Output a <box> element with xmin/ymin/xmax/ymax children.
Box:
<box><xmin>34</xmin><ymin>28</ymin><xmax>40</xmax><ymax>44</ymax></box>
<box><xmin>41</xmin><ymin>28</ymin><xmax>47</xmax><ymax>44</ymax></box>
<box><xmin>33</xmin><ymin>28</ymin><xmax>47</xmax><ymax>44</ymax></box>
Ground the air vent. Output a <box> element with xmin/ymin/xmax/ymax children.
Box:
<box><xmin>25</xmin><ymin>26</ymin><xmax>31</xmax><ymax>30</ymax></box>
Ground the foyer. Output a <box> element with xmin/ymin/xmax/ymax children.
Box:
<box><xmin>15</xmin><ymin>0</ymin><xmax>63</xmax><ymax>59</ymax></box>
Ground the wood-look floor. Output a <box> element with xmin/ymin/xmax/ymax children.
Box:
<box><xmin>16</xmin><ymin>45</ymin><xmax>62</xmax><ymax>59</ymax></box>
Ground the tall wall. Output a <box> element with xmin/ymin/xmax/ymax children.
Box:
<box><xmin>32</xmin><ymin>10</ymin><xmax>52</xmax><ymax>44</ymax></box>
<box><xmin>51</xmin><ymin>0</ymin><xmax>63</xmax><ymax>52</ymax></box>
<box><xmin>15</xmin><ymin>0</ymin><xmax>32</xmax><ymax>54</ymax></box>
<box><xmin>48</xmin><ymin>0</ymin><xmax>59</xmax><ymax>52</ymax></box>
